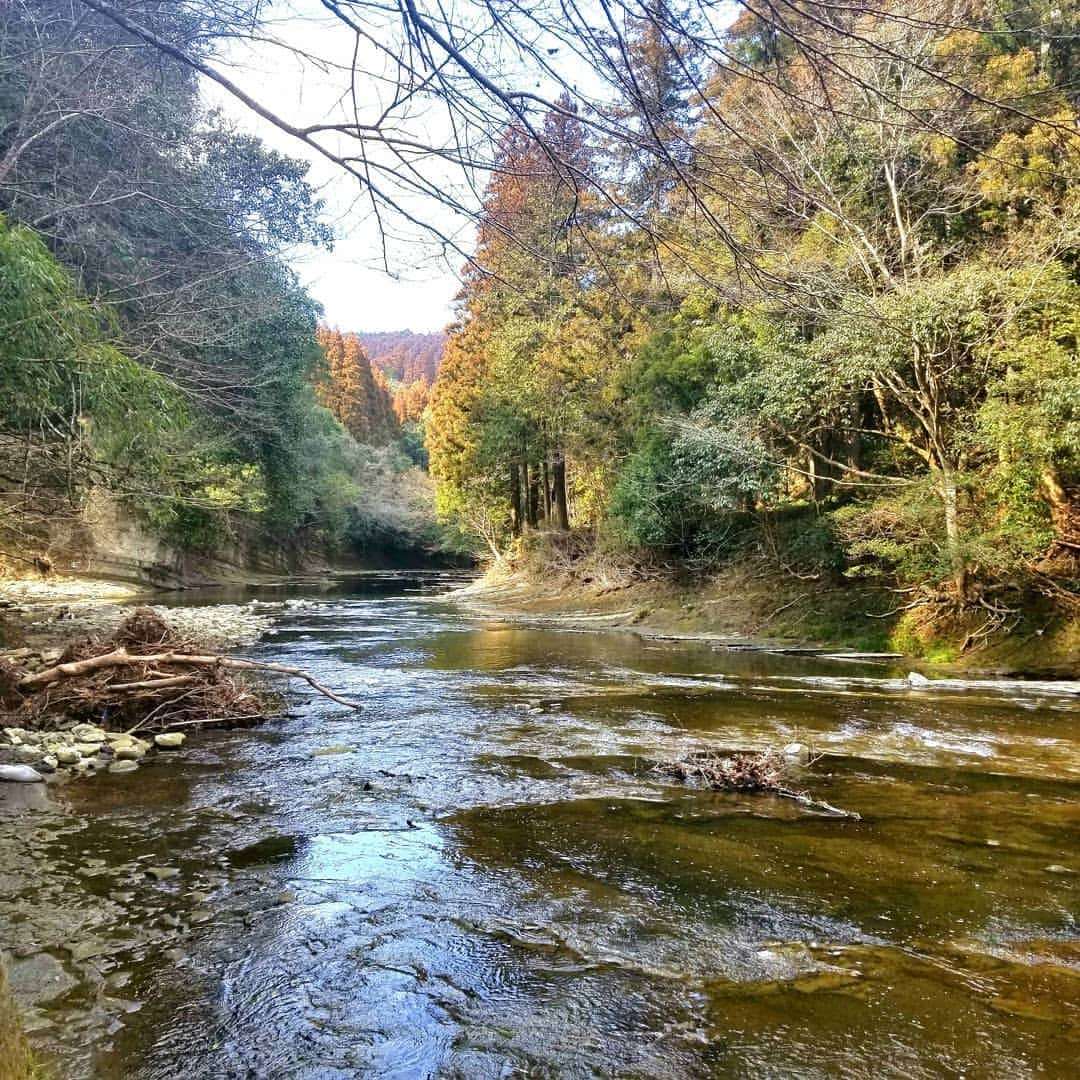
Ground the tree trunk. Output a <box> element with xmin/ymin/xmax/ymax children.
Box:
<box><xmin>527</xmin><ymin>463</ymin><xmax>540</xmax><ymax>527</ymax></box>
<box><xmin>940</xmin><ymin>465</ymin><xmax>967</xmax><ymax>599</ymax></box>
<box><xmin>541</xmin><ymin>459</ymin><xmax>552</xmax><ymax>522</ymax></box>
<box><xmin>552</xmin><ymin>453</ymin><xmax>569</xmax><ymax>531</ymax></box>
<box><xmin>509</xmin><ymin>463</ymin><xmax>523</xmax><ymax>535</ymax></box>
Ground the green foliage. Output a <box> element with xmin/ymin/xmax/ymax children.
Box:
<box><xmin>609</xmin><ymin>434</ymin><xmax>685</xmax><ymax>548</ymax></box>
<box><xmin>427</xmin><ymin>7</ymin><xmax>1080</xmax><ymax>618</ymax></box>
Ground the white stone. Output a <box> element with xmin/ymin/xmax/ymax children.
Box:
<box><xmin>0</xmin><ymin>764</ymin><xmax>44</xmax><ymax>783</ymax></box>
<box><xmin>783</xmin><ymin>742</ymin><xmax>811</xmax><ymax>765</ymax></box>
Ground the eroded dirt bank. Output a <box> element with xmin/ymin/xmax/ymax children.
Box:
<box><xmin>457</xmin><ymin>565</ymin><xmax>1080</xmax><ymax>678</ymax></box>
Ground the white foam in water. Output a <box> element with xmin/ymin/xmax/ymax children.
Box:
<box><xmin>742</xmin><ymin>672</ymin><xmax>1080</xmax><ymax>703</ymax></box>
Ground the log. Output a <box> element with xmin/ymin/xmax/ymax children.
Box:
<box><xmin>18</xmin><ymin>649</ymin><xmax>361</xmax><ymax>710</ymax></box>
<box><xmin>110</xmin><ymin>675</ymin><xmax>199</xmax><ymax>692</ymax></box>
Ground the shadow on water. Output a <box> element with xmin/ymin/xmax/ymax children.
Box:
<box><xmin>0</xmin><ymin>572</ymin><xmax>1077</xmax><ymax>1077</ymax></box>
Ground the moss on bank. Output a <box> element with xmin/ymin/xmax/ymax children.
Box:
<box><xmin>0</xmin><ymin>957</ymin><xmax>35</xmax><ymax>1080</ymax></box>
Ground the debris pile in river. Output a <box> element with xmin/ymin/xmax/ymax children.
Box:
<box><xmin>656</xmin><ymin>748</ymin><xmax>861</xmax><ymax>819</ymax></box>
<box><xmin>0</xmin><ymin>607</ymin><xmax>359</xmax><ymax>746</ymax></box>
<box><xmin>657</xmin><ymin>749</ymin><xmax>788</xmax><ymax>792</ymax></box>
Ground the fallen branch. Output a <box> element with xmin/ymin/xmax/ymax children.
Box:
<box><xmin>775</xmin><ymin>788</ymin><xmax>861</xmax><ymax>820</ymax></box>
<box><xmin>19</xmin><ymin>649</ymin><xmax>361</xmax><ymax>711</ymax></box>
<box><xmin>110</xmin><ymin>675</ymin><xmax>199</xmax><ymax>692</ymax></box>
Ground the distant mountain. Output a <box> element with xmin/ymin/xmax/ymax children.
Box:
<box><xmin>358</xmin><ymin>330</ymin><xmax>446</xmax><ymax>385</ymax></box>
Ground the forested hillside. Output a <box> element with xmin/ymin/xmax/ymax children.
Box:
<box><xmin>360</xmin><ymin>332</ymin><xmax>446</xmax><ymax>385</ymax></box>
<box><xmin>427</xmin><ymin>3</ymin><xmax>1080</xmax><ymax>653</ymax></box>
<box><xmin>359</xmin><ymin>331</ymin><xmax>445</xmax><ymax>438</ymax></box>
<box><xmin>0</xmin><ymin>2</ymin><xmax>443</xmax><ymax>574</ymax></box>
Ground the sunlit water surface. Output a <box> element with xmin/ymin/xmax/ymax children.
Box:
<box><xmin>2</xmin><ymin>572</ymin><xmax>1078</xmax><ymax>1078</ymax></box>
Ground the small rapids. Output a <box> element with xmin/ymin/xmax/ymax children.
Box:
<box><xmin>1</xmin><ymin>572</ymin><xmax>1077</xmax><ymax>1078</ymax></box>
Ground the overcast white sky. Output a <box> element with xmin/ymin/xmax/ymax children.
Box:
<box><xmin>204</xmin><ymin>3</ymin><xmax>468</xmax><ymax>334</ymax></box>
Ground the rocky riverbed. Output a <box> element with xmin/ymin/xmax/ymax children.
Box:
<box><xmin>2</xmin><ymin>571</ymin><xmax>1078</xmax><ymax>1078</ymax></box>
<box><xmin>0</xmin><ymin>598</ymin><xmax>305</xmax><ymax>798</ymax></box>
<box><xmin>2</xmin><ymin>600</ymin><xmax>277</xmax><ymax>654</ymax></box>
<box><xmin>1</xmin><ymin>724</ymin><xmax>186</xmax><ymax>786</ymax></box>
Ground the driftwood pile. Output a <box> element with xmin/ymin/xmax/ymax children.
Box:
<box><xmin>0</xmin><ymin>608</ymin><xmax>358</xmax><ymax>734</ymax></box>
<box><xmin>658</xmin><ymin>748</ymin><xmax>789</xmax><ymax>792</ymax></box>
<box><xmin>656</xmin><ymin>748</ymin><xmax>860</xmax><ymax>819</ymax></box>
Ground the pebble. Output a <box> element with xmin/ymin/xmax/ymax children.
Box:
<box><xmin>0</xmin><ymin>764</ymin><xmax>44</xmax><ymax>783</ymax></box>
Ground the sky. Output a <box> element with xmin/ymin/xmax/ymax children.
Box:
<box><xmin>203</xmin><ymin>3</ymin><xmax>468</xmax><ymax>334</ymax></box>
<box><xmin>200</xmin><ymin>0</ymin><xmax>722</xmax><ymax>334</ymax></box>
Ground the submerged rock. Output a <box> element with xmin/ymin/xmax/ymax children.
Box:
<box><xmin>154</xmin><ymin>732</ymin><xmax>186</xmax><ymax>749</ymax></box>
<box><xmin>907</xmin><ymin>671</ymin><xmax>930</xmax><ymax>686</ymax></box>
<box><xmin>0</xmin><ymin>763</ymin><xmax>44</xmax><ymax>783</ymax></box>
<box><xmin>311</xmin><ymin>744</ymin><xmax>353</xmax><ymax>757</ymax></box>
<box><xmin>63</xmin><ymin>940</ymin><xmax>106</xmax><ymax>963</ymax></box>
<box><xmin>145</xmin><ymin>866</ymin><xmax>180</xmax><ymax>881</ymax></box>
<box><xmin>107</xmin><ymin>760</ymin><xmax>139</xmax><ymax>774</ymax></box>
<box><xmin>6</xmin><ymin>953</ymin><xmax>77</xmax><ymax>1004</ymax></box>
<box><xmin>227</xmin><ymin>834</ymin><xmax>299</xmax><ymax>867</ymax></box>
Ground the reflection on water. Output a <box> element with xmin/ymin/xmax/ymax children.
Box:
<box><xmin>1</xmin><ymin>572</ymin><xmax>1078</xmax><ymax>1078</ymax></box>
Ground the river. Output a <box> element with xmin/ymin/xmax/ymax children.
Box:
<box><xmin>2</xmin><ymin>572</ymin><xmax>1078</xmax><ymax>1078</ymax></box>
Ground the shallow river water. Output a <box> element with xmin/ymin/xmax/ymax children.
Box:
<box><xmin>2</xmin><ymin>572</ymin><xmax>1079</xmax><ymax>1078</ymax></box>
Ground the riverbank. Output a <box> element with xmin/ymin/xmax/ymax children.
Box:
<box><xmin>0</xmin><ymin>956</ymin><xmax>34</xmax><ymax>1080</ymax></box>
<box><xmin>459</xmin><ymin>561</ymin><xmax>1080</xmax><ymax>678</ymax></box>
